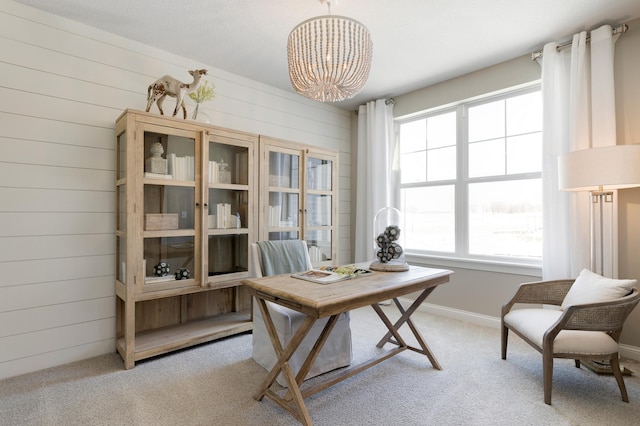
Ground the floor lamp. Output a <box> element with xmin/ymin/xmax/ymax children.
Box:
<box><xmin>558</xmin><ymin>144</ymin><xmax>640</xmax><ymax>276</ymax></box>
<box><xmin>558</xmin><ymin>144</ymin><xmax>640</xmax><ymax>374</ymax></box>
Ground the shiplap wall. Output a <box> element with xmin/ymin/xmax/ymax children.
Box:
<box><xmin>0</xmin><ymin>1</ymin><xmax>352</xmax><ymax>380</ymax></box>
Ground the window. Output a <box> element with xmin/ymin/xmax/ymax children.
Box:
<box><xmin>397</xmin><ymin>86</ymin><xmax>542</xmax><ymax>266</ymax></box>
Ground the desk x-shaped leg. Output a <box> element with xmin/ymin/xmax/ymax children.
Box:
<box><xmin>373</xmin><ymin>286</ymin><xmax>442</xmax><ymax>370</ymax></box>
<box><xmin>253</xmin><ymin>298</ymin><xmax>339</xmax><ymax>426</ymax></box>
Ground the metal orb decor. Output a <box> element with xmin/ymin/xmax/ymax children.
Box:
<box><xmin>153</xmin><ymin>261</ymin><xmax>170</xmax><ymax>277</ymax></box>
<box><xmin>375</xmin><ymin>226</ymin><xmax>403</xmax><ymax>263</ymax></box>
<box><xmin>174</xmin><ymin>268</ymin><xmax>190</xmax><ymax>280</ymax></box>
<box><xmin>369</xmin><ymin>207</ymin><xmax>409</xmax><ymax>272</ymax></box>
<box><xmin>287</xmin><ymin>0</ymin><xmax>373</xmax><ymax>102</ymax></box>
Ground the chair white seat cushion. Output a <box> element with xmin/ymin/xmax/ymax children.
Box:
<box><xmin>252</xmin><ymin>301</ymin><xmax>352</xmax><ymax>386</ymax></box>
<box><xmin>504</xmin><ymin>308</ymin><xmax>619</xmax><ymax>356</ymax></box>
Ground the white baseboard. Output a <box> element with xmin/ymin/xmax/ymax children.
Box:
<box><xmin>399</xmin><ymin>297</ymin><xmax>501</xmax><ymax>329</ymax></box>
<box><xmin>620</xmin><ymin>344</ymin><xmax>640</xmax><ymax>362</ymax></box>
<box><xmin>399</xmin><ymin>297</ymin><xmax>640</xmax><ymax>362</ymax></box>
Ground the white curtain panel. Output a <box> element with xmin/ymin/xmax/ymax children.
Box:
<box><xmin>540</xmin><ymin>41</ymin><xmax>572</xmax><ymax>279</ymax></box>
<box><xmin>354</xmin><ymin>99</ymin><xmax>396</xmax><ymax>262</ymax></box>
<box><xmin>540</xmin><ymin>24</ymin><xmax>619</xmax><ymax>279</ymax></box>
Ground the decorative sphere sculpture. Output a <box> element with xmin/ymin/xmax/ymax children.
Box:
<box><xmin>153</xmin><ymin>261</ymin><xmax>170</xmax><ymax>277</ymax></box>
<box><xmin>370</xmin><ymin>207</ymin><xmax>408</xmax><ymax>271</ymax></box>
<box><xmin>385</xmin><ymin>225</ymin><xmax>401</xmax><ymax>241</ymax></box>
<box><xmin>375</xmin><ymin>225</ymin><xmax>403</xmax><ymax>263</ymax></box>
<box><xmin>174</xmin><ymin>268</ymin><xmax>190</xmax><ymax>280</ymax></box>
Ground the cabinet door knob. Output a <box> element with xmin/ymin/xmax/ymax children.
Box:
<box><xmin>195</xmin><ymin>203</ymin><xmax>200</xmax><ymax>208</ymax></box>
<box><xmin>204</xmin><ymin>203</ymin><xmax>208</xmax><ymax>208</ymax></box>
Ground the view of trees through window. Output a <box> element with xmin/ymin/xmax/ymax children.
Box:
<box><xmin>397</xmin><ymin>86</ymin><xmax>542</xmax><ymax>263</ymax></box>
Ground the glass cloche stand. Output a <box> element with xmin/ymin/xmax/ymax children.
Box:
<box><xmin>369</xmin><ymin>207</ymin><xmax>409</xmax><ymax>272</ymax></box>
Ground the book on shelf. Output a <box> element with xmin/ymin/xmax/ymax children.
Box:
<box><xmin>208</xmin><ymin>160</ymin><xmax>219</xmax><ymax>183</ymax></box>
<box><xmin>168</xmin><ymin>153</ymin><xmax>195</xmax><ymax>181</ymax></box>
<box><xmin>268</xmin><ymin>205</ymin><xmax>282</xmax><ymax>227</ymax></box>
<box><xmin>207</xmin><ymin>160</ymin><xmax>232</xmax><ymax>184</ymax></box>
<box><xmin>213</xmin><ymin>203</ymin><xmax>240</xmax><ymax>229</ymax></box>
<box><xmin>308</xmin><ymin>246</ymin><xmax>323</xmax><ymax>263</ymax></box>
<box><xmin>291</xmin><ymin>265</ymin><xmax>373</xmax><ymax>285</ymax></box>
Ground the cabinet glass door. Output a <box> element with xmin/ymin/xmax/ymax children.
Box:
<box><xmin>267</xmin><ymin>151</ymin><xmax>301</xmax><ymax>240</ymax></box>
<box><xmin>116</xmin><ymin>131</ymin><xmax>127</xmax><ymax>283</ymax></box>
<box><xmin>259</xmin><ymin>140</ymin><xmax>337</xmax><ymax>266</ymax></box>
<box><xmin>206</xmin><ymin>139</ymin><xmax>252</xmax><ymax>281</ymax></box>
<box><xmin>305</xmin><ymin>156</ymin><xmax>334</xmax><ymax>263</ymax></box>
<box><xmin>306</xmin><ymin>157</ymin><xmax>332</xmax><ymax>191</ymax></box>
<box><xmin>142</xmin><ymin>129</ymin><xmax>197</xmax><ymax>289</ymax></box>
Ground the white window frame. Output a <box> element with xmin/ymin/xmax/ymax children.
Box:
<box><xmin>396</xmin><ymin>84</ymin><xmax>542</xmax><ymax>276</ymax></box>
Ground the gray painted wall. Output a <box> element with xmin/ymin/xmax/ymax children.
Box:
<box><xmin>391</xmin><ymin>19</ymin><xmax>640</xmax><ymax>356</ymax></box>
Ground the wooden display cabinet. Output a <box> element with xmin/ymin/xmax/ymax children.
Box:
<box><xmin>115</xmin><ymin>109</ymin><xmax>257</xmax><ymax>369</ymax></box>
<box><xmin>258</xmin><ymin>136</ymin><xmax>338</xmax><ymax>266</ymax></box>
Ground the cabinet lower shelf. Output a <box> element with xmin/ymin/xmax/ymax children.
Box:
<box><xmin>116</xmin><ymin>311</ymin><xmax>253</xmax><ymax>367</ymax></box>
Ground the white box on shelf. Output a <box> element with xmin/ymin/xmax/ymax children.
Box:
<box><xmin>144</xmin><ymin>213</ymin><xmax>179</xmax><ymax>231</ymax></box>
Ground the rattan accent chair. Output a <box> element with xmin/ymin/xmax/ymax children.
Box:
<box><xmin>501</xmin><ymin>274</ymin><xmax>640</xmax><ymax>405</ymax></box>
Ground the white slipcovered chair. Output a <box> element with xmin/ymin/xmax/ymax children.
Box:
<box><xmin>250</xmin><ymin>240</ymin><xmax>352</xmax><ymax>386</ymax></box>
<box><xmin>502</xmin><ymin>269</ymin><xmax>640</xmax><ymax>405</ymax></box>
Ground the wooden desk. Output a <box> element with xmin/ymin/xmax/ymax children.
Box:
<box><xmin>243</xmin><ymin>265</ymin><xmax>452</xmax><ymax>425</ymax></box>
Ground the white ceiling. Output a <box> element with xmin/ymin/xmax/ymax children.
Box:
<box><xmin>13</xmin><ymin>0</ymin><xmax>640</xmax><ymax>110</ymax></box>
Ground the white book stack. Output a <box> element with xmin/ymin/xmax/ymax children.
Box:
<box><xmin>308</xmin><ymin>246</ymin><xmax>322</xmax><ymax>263</ymax></box>
<box><xmin>168</xmin><ymin>154</ymin><xmax>194</xmax><ymax>181</ymax></box>
<box><xmin>168</xmin><ymin>153</ymin><xmax>175</xmax><ymax>178</ymax></box>
<box><xmin>268</xmin><ymin>205</ymin><xmax>282</xmax><ymax>227</ymax></box>
<box><xmin>216</xmin><ymin>203</ymin><xmax>232</xmax><ymax>229</ymax></box>
<box><xmin>208</xmin><ymin>160</ymin><xmax>219</xmax><ymax>183</ymax></box>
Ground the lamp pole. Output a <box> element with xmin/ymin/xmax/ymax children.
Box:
<box><xmin>590</xmin><ymin>186</ymin><xmax>613</xmax><ymax>276</ymax></box>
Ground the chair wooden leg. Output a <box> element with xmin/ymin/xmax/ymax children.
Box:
<box><xmin>543</xmin><ymin>349</ymin><xmax>553</xmax><ymax>405</ymax></box>
<box><xmin>610</xmin><ymin>357</ymin><xmax>629</xmax><ymax>402</ymax></box>
<box><xmin>501</xmin><ymin>325</ymin><xmax>508</xmax><ymax>360</ymax></box>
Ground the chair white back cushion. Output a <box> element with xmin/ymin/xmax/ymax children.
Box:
<box><xmin>561</xmin><ymin>269</ymin><xmax>636</xmax><ymax>310</ymax></box>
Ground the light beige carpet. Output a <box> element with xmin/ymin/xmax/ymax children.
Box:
<box><xmin>1</xmin><ymin>305</ymin><xmax>639</xmax><ymax>425</ymax></box>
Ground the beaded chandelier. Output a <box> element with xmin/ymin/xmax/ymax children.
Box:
<box><xmin>287</xmin><ymin>0</ymin><xmax>373</xmax><ymax>103</ymax></box>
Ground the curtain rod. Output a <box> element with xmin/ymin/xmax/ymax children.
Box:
<box><xmin>531</xmin><ymin>24</ymin><xmax>628</xmax><ymax>60</ymax></box>
<box><xmin>353</xmin><ymin>98</ymin><xmax>395</xmax><ymax>114</ymax></box>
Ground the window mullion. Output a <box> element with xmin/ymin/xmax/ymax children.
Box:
<box><xmin>456</xmin><ymin>104</ymin><xmax>468</xmax><ymax>257</ymax></box>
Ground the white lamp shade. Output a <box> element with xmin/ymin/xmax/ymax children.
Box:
<box><xmin>558</xmin><ymin>144</ymin><xmax>640</xmax><ymax>191</ymax></box>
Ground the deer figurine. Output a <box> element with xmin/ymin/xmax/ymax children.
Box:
<box><xmin>145</xmin><ymin>69</ymin><xmax>208</xmax><ymax>119</ymax></box>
